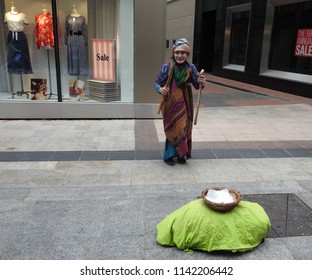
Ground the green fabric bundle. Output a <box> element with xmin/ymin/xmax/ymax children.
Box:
<box><xmin>157</xmin><ymin>199</ymin><xmax>271</xmax><ymax>253</ymax></box>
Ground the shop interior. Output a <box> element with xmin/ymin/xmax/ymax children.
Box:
<box><xmin>0</xmin><ymin>0</ymin><xmax>128</xmax><ymax>103</ymax></box>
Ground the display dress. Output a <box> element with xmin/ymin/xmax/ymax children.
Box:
<box><xmin>64</xmin><ymin>15</ymin><xmax>88</xmax><ymax>76</ymax></box>
<box><xmin>35</xmin><ymin>11</ymin><xmax>54</xmax><ymax>49</ymax></box>
<box><xmin>4</xmin><ymin>11</ymin><xmax>33</xmax><ymax>74</ymax></box>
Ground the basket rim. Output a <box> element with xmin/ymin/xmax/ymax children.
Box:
<box><xmin>201</xmin><ymin>187</ymin><xmax>241</xmax><ymax>212</ymax></box>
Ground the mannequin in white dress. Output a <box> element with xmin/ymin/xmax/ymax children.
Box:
<box><xmin>4</xmin><ymin>2</ymin><xmax>33</xmax><ymax>96</ymax></box>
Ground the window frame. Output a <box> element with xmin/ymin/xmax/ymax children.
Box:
<box><xmin>260</xmin><ymin>0</ymin><xmax>312</xmax><ymax>85</ymax></box>
<box><xmin>222</xmin><ymin>3</ymin><xmax>252</xmax><ymax>72</ymax></box>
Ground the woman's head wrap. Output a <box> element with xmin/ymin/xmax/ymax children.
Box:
<box><xmin>172</xmin><ymin>38</ymin><xmax>191</xmax><ymax>54</ymax></box>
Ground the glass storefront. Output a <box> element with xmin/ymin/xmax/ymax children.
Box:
<box><xmin>222</xmin><ymin>3</ymin><xmax>251</xmax><ymax>72</ymax></box>
<box><xmin>269</xmin><ymin>1</ymin><xmax>312</xmax><ymax>75</ymax></box>
<box><xmin>0</xmin><ymin>0</ymin><xmax>134</xmax><ymax>103</ymax></box>
<box><xmin>194</xmin><ymin>0</ymin><xmax>311</xmax><ymax>97</ymax></box>
<box><xmin>228</xmin><ymin>10</ymin><xmax>250</xmax><ymax>66</ymax></box>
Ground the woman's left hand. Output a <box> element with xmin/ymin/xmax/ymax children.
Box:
<box><xmin>198</xmin><ymin>74</ymin><xmax>206</xmax><ymax>84</ymax></box>
<box><xmin>198</xmin><ymin>73</ymin><xmax>205</xmax><ymax>88</ymax></box>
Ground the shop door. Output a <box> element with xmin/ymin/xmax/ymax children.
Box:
<box><xmin>200</xmin><ymin>10</ymin><xmax>216</xmax><ymax>72</ymax></box>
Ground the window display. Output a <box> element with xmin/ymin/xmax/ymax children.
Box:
<box><xmin>69</xmin><ymin>79</ymin><xmax>85</xmax><ymax>101</ymax></box>
<box><xmin>269</xmin><ymin>2</ymin><xmax>312</xmax><ymax>75</ymax></box>
<box><xmin>0</xmin><ymin>0</ymin><xmax>135</xmax><ymax>110</ymax></box>
<box><xmin>31</xmin><ymin>79</ymin><xmax>47</xmax><ymax>100</ymax></box>
<box><xmin>4</xmin><ymin>3</ymin><xmax>33</xmax><ymax>74</ymax></box>
<box><xmin>64</xmin><ymin>5</ymin><xmax>88</xmax><ymax>76</ymax></box>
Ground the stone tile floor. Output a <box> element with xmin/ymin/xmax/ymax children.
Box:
<box><xmin>0</xmin><ymin>75</ymin><xmax>312</xmax><ymax>260</ymax></box>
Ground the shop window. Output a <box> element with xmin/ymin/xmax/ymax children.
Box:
<box><xmin>0</xmin><ymin>0</ymin><xmax>134</xmax><ymax>103</ymax></box>
<box><xmin>269</xmin><ymin>1</ymin><xmax>312</xmax><ymax>75</ymax></box>
<box><xmin>229</xmin><ymin>11</ymin><xmax>250</xmax><ymax>65</ymax></box>
<box><xmin>223</xmin><ymin>3</ymin><xmax>251</xmax><ymax>71</ymax></box>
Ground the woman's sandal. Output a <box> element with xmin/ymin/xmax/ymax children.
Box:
<box><xmin>164</xmin><ymin>158</ymin><xmax>175</xmax><ymax>166</ymax></box>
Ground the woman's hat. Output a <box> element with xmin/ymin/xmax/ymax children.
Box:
<box><xmin>172</xmin><ymin>38</ymin><xmax>191</xmax><ymax>53</ymax></box>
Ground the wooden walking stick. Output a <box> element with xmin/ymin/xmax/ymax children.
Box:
<box><xmin>194</xmin><ymin>69</ymin><xmax>205</xmax><ymax>125</ymax></box>
<box><xmin>157</xmin><ymin>61</ymin><xmax>175</xmax><ymax>115</ymax></box>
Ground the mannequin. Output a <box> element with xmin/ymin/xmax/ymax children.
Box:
<box><xmin>65</xmin><ymin>5</ymin><xmax>88</xmax><ymax>76</ymax></box>
<box><xmin>35</xmin><ymin>5</ymin><xmax>55</xmax><ymax>98</ymax></box>
<box><xmin>4</xmin><ymin>2</ymin><xmax>33</xmax><ymax>97</ymax></box>
<box><xmin>70</xmin><ymin>5</ymin><xmax>80</xmax><ymax>17</ymax></box>
<box><xmin>35</xmin><ymin>7</ymin><xmax>54</xmax><ymax>48</ymax></box>
<box><xmin>10</xmin><ymin>2</ymin><xmax>18</xmax><ymax>14</ymax></box>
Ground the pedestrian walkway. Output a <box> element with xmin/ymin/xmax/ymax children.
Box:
<box><xmin>204</xmin><ymin>74</ymin><xmax>312</xmax><ymax>106</ymax></box>
<box><xmin>0</xmin><ymin>75</ymin><xmax>311</xmax><ymax>260</ymax></box>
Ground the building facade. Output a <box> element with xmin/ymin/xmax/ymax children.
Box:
<box><xmin>166</xmin><ymin>0</ymin><xmax>196</xmax><ymax>62</ymax></box>
<box><xmin>193</xmin><ymin>0</ymin><xmax>312</xmax><ymax>97</ymax></box>
<box><xmin>0</xmin><ymin>0</ymin><xmax>166</xmax><ymax>119</ymax></box>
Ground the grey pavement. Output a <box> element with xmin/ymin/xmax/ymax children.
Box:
<box><xmin>0</xmin><ymin>78</ymin><xmax>312</xmax><ymax>260</ymax></box>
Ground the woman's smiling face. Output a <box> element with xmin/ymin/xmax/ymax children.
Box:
<box><xmin>173</xmin><ymin>51</ymin><xmax>189</xmax><ymax>64</ymax></box>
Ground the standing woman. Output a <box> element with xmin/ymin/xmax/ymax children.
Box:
<box><xmin>154</xmin><ymin>38</ymin><xmax>205</xmax><ymax>166</ymax></box>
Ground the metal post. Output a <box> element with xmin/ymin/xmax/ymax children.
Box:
<box><xmin>51</xmin><ymin>0</ymin><xmax>62</xmax><ymax>102</ymax></box>
<box><xmin>47</xmin><ymin>49</ymin><xmax>54</xmax><ymax>98</ymax></box>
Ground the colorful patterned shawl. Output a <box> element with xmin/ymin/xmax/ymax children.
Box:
<box><xmin>161</xmin><ymin>63</ymin><xmax>194</xmax><ymax>158</ymax></box>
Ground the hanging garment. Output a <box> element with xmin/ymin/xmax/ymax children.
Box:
<box><xmin>4</xmin><ymin>11</ymin><xmax>33</xmax><ymax>74</ymax></box>
<box><xmin>64</xmin><ymin>15</ymin><xmax>88</xmax><ymax>76</ymax></box>
<box><xmin>35</xmin><ymin>12</ymin><xmax>54</xmax><ymax>48</ymax></box>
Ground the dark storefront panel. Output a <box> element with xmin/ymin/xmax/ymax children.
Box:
<box><xmin>194</xmin><ymin>0</ymin><xmax>312</xmax><ymax>98</ymax></box>
<box><xmin>229</xmin><ymin>10</ymin><xmax>249</xmax><ymax>66</ymax></box>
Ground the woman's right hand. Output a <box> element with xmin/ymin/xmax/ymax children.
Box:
<box><xmin>159</xmin><ymin>87</ymin><xmax>169</xmax><ymax>96</ymax></box>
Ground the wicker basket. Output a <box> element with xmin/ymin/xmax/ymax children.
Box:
<box><xmin>201</xmin><ymin>187</ymin><xmax>241</xmax><ymax>212</ymax></box>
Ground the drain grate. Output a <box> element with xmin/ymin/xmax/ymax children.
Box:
<box><xmin>244</xmin><ymin>193</ymin><xmax>312</xmax><ymax>238</ymax></box>
<box><xmin>0</xmin><ymin>147</ymin><xmax>312</xmax><ymax>162</ymax></box>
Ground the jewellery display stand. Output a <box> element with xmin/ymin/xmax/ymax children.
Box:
<box><xmin>11</xmin><ymin>74</ymin><xmax>30</xmax><ymax>98</ymax></box>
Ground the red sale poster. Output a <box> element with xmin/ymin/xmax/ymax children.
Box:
<box><xmin>294</xmin><ymin>29</ymin><xmax>312</xmax><ymax>57</ymax></box>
